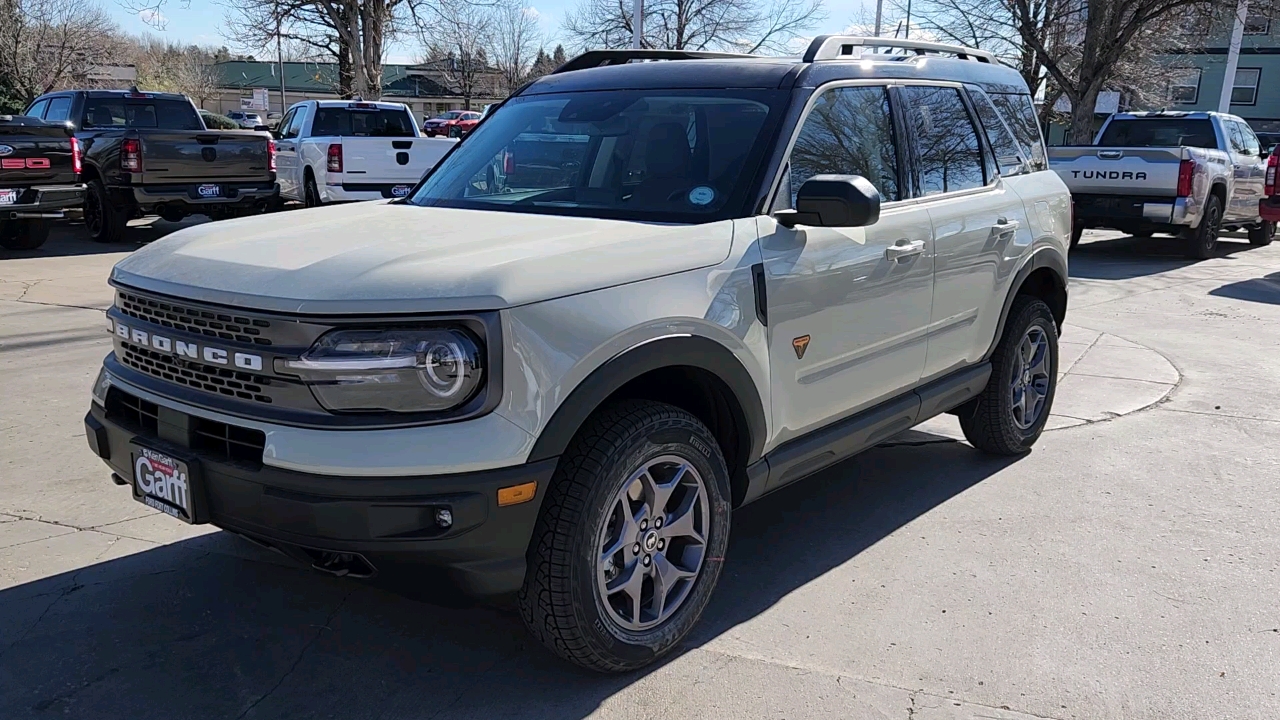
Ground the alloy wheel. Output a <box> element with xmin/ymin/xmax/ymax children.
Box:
<box><xmin>1009</xmin><ymin>326</ymin><xmax>1052</xmax><ymax>430</ymax></box>
<box><xmin>596</xmin><ymin>455</ymin><xmax>710</xmax><ymax>631</ymax></box>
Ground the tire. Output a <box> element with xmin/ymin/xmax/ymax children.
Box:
<box><xmin>519</xmin><ymin>400</ymin><xmax>732</xmax><ymax>672</ymax></box>
<box><xmin>1183</xmin><ymin>194</ymin><xmax>1223</xmax><ymax>259</ymax></box>
<box><xmin>1070</xmin><ymin>225</ymin><xmax>1083</xmax><ymax>249</ymax></box>
<box><xmin>303</xmin><ymin>174</ymin><xmax>322</xmax><ymax>208</ymax></box>
<box><xmin>959</xmin><ymin>296</ymin><xmax>1059</xmax><ymax>456</ymax></box>
<box><xmin>84</xmin><ymin>179</ymin><xmax>128</xmax><ymax>243</ymax></box>
<box><xmin>1248</xmin><ymin>220</ymin><xmax>1274</xmax><ymax>246</ymax></box>
<box><xmin>0</xmin><ymin>220</ymin><xmax>49</xmax><ymax>250</ymax></box>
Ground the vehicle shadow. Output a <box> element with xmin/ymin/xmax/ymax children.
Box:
<box><xmin>1070</xmin><ymin>232</ymin><xmax>1261</xmax><ymax>281</ymax></box>
<box><xmin>0</xmin><ymin>217</ymin><xmax>204</xmax><ymax>261</ymax></box>
<box><xmin>0</xmin><ymin>435</ymin><xmax>1019</xmax><ymax>719</ymax></box>
<box><xmin>1209</xmin><ymin>270</ymin><xmax>1280</xmax><ymax>305</ymax></box>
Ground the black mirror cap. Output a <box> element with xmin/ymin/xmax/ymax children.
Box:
<box><xmin>776</xmin><ymin>174</ymin><xmax>881</xmax><ymax>228</ymax></box>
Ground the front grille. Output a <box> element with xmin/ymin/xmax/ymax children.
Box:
<box><xmin>105</xmin><ymin>388</ymin><xmax>159</xmax><ymax>434</ymax></box>
<box><xmin>117</xmin><ymin>291</ymin><xmax>272</xmax><ymax>346</ymax></box>
<box><xmin>104</xmin><ymin>387</ymin><xmax>266</xmax><ymax>467</ymax></box>
<box><xmin>191</xmin><ymin>416</ymin><xmax>267</xmax><ymax>467</ymax></box>
<box><xmin>119</xmin><ymin>341</ymin><xmax>274</xmax><ymax>404</ymax></box>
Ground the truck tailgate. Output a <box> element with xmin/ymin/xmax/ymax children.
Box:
<box><xmin>0</xmin><ymin>127</ymin><xmax>76</xmax><ymax>187</ymax></box>
<box><xmin>139</xmin><ymin>131</ymin><xmax>272</xmax><ymax>184</ymax></box>
<box><xmin>337</xmin><ymin>137</ymin><xmax>453</xmax><ymax>183</ymax></box>
<box><xmin>1049</xmin><ymin>146</ymin><xmax>1184</xmax><ymax>196</ymax></box>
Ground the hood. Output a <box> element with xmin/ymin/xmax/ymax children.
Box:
<box><xmin>111</xmin><ymin>202</ymin><xmax>734</xmax><ymax>314</ymax></box>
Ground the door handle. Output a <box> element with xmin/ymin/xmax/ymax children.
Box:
<box><xmin>885</xmin><ymin>239</ymin><xmax>926</xmax><ymax>261</ymax></box>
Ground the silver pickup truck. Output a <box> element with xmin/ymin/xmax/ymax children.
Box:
<box><xmin>1048</xmin><ymin>111</ymin><xmax>1274</xmax><ymax>258</ymax></box>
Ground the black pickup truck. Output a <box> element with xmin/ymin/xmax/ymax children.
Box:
<box><xmin>0</xmin><ymin>115</ymin><xmax>84</xmax><ymax>250</ymax></box>
<box><xmin>24</xmin><ymin>89</ymin><xmax>278</xmax><ymax>243</ymax></box>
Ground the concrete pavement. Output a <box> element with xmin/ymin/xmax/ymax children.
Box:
<box><xmin>1</xmin><ymin>225</ymin><xmax>1279</xmax><ymax>719</ymax></box>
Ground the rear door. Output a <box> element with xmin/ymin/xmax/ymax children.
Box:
<box><xmin>760</xmin><ymin>83</ymin><xmax>934</xmax><ymax>446</ymax></box>
<box><xmin>900</xmin><ymin>83</ymin><xmax>1033</xmax><ymax>379</ymax></box>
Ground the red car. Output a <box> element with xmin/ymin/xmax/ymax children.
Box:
<box><xmin>421</xmin><ymin>110</ymin><xmax>482</xmax><ymax>138</ymax></box>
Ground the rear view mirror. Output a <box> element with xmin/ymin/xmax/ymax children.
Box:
<box><xmin>774</xmin><ymin>175</ymin><xmax>881</xmax><ymax>228</ymax></box>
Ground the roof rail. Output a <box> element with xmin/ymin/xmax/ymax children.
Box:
<box><xmin>802</xmin><ymin>36</ymin><xmax>997</xmax><ymax>64</ymax></box>
<box><xmin>553</xmin><ymin>49</ymin><xmax>759</xmax><ymax>75</ymax></box>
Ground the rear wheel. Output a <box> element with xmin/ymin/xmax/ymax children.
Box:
<box><xmin>0</xmin><ymin>220</ymin><xmax>49</xmax><ymax>250</ymax></box>
<box><xmin>519</xmin><ymin>400</ymin><xmax>731</xmax><ymax>672</ymax></box>
<box><xmin>84</xmin><ymin>179</ymin><xmax>128</xmax><ymax>243</ymax></box>
<box><xmin>1248</xmin><ymin>220</ymin><xmax>1274</xmax><ymax>246</ymax></box>
<box><xmin>1183</xmin><ymin>194</ymin><xmax>1223</xmax><ymax>259</ymax></box>
<box><xmin>1070</xmin><ymin>225</ymin><xmax>1083</xmax><ymax>249</ymax></box>
<box><xmin>303</xmin><ymin>174</ymin><xmax>322</xmax><ymax>208</ymax></box>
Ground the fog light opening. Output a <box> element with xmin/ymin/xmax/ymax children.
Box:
<box><xmin>435</xmin><ymin>508</ymin><xmax>453</xmax><ymax>529</ymax></box>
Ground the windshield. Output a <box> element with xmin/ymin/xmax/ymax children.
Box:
<box><xmin>312</xmin><ymin>107</ymin><xmax>416</xmax><ymax>137</ymax></box>
<box><xmin>408</xmin><ymin>90</ymin><xmax>781</xmax><ymax>222</ymax></box>
<box><xmin>1098</xmin><ymin>118</ymin><xmax>1217</xmax><ymax>149</ymax></box>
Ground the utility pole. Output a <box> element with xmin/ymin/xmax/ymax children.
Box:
<box><xmin>874</xmin><ymin>0</ymin><xmax>883</xmax><ymax>37</ymax></box>
<box><xmin>1218</xmin><ymin>0</ymin><xmax>1248</xmax><ymax>113</ymax></box>
<box><xmin>632</xmin><ymin>0</ymin><xmax>643</xmax><ymax>49</ymax></box>
<box><xmin>276</xmin><ymin>3</ymin><xmax>287</xmax><ymax>115</ymax></box>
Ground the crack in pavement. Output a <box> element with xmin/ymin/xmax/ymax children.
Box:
<box><xmin>234</xmin><ymin>590</ymin><xmax>353</xmax><ymax>720</ymax></box>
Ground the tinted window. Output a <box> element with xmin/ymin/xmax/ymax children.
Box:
<box><xmin>83</xmin><ymin>98</ymin><xmax>202</xmax><ymax>130</ymax></box>
<box><xmin>1097</xmin><ymin>119</ymin><xmax>1217</xmax><ymax>149</ymax></box>
<box><xmin>902</xmin><ymin>86</ymin><xmax>986</xmax><ymax>195</ymax></box>
<box><xmin>410</xmin><ymin>90</ymin><xmax>778</xmax><ymax>223</ymax></box>
<box><xmin>787</xmin><ymin>86</ymin><xmax>900</xmax><ymax>205</ymax></box>
<box><xmin>44</xmin><ymin>97</ymin><xmax>72</xmax><ymax>122</ymax></box>
<box><xmin>987</xmin><ymin>92</ymin><xmax>1047</xmax><ymax>170</ymax></box>
<box><xmin>312</xmin><ymin>108</ymin><xmax>415</xmax><ymax>137</ymax></box>
<box><xmin>968</xmin><ymin>88</ymin><xmax>1025</xmax><ymax>177</ymax></box>
<box><xmin>25</xmin><ymin>99</ymin><xmax>49</xmax><ymax>119</ymax></box>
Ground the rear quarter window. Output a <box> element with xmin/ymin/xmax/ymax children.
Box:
<box><xmin>986</xmin><ymin>92</ymin><xmax>1047</xmax><ymax>171</ymax></box>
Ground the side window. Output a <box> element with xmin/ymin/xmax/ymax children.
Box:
<box><xmin>25</xmin><ymin>99</ymin><xmax>50</xmax><ymax>119</ymax></box>
<box><xmin>285</xmin><ymin>108</ymin><xmax>307</xmax><ymax>138</ymax></box>
<box><xmin>277</xmin><ymin>109</ymin><xmax>297</xmax><ymax>138</ymax></box>
<box><xmin>44</xmin><ymin>97</ymin><xmax>72</xmax><ymax>122</ymax></box>
<box><xmin>1225</xmin><ymin>121</ymin><xmax>1245</xmax><ymax>153</ymax></box>
<box><xmin>902</xmin><ymin>85</ymin><xmax>986</xmax><ymax>195</ymax></box>
<box><xmin>968</xmin><ymin>88</ymin><xmax>1025</xmax><ymax>177</ymax></box>
<box><xmin>1240</xmin><ymin>123</ymin><xmax>1262</xmax><ymax>156</ymax></box>
<box><xmin>787</xmin><ymin>85</ymin><xmax>900</xmax><ymax>207</ymax></box>
<box><xmin>987</xmin><ymin>92</ymin><xmax>1047</xmax><ymax>171</ymax></box>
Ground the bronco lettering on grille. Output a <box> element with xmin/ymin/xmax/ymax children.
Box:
<box><xmin>111</xmin><ymin>318</ymin><xmax>264</xmax><ymax>371</ymax></box>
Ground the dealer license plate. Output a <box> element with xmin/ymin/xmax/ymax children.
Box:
<box><xmin>197</xmin><ymin>184</ymin><xmax>222</xmax><ymax>198</ymax></box>
<box><xmin>131</xmin><ymin>445</ymin><xmax>199</xmax><ymax>523</ymax></box>
<box><xmin>391</xmin><ymin>184</ymin><xmax>412</xmax><ymax>197</ymax></box>
<box><xmin>0</xmin><ymin>189</ymin><xmax>18</xmax><ymax>205</ymax></box>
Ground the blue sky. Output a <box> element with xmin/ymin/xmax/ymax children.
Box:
<box><xmin>106</xmin><ymin>0</ymin><xmax>881</xmax><ymax>63</ymax></box>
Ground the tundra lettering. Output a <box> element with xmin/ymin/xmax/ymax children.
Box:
<box><xmin>1070</xmin><ymin>170</ymin><xmax>1148</xmax><ymax>180</ymax></box>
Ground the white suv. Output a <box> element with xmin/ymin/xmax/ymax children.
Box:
<box><xmin>85</xmin><ymin>38</ymin><xmax>1070</xmax><ymax>672</ymax></box>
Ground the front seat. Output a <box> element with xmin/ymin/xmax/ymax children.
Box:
<box><xmin>629</xmin><ymin>122</ymin><xmax>692</xmax><ymax>205</ymax></box>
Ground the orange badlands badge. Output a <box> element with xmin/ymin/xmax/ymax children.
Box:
<box><xmin>792</xmin><ymin>335</ymin><xmax>810</xmax><ymax>359</ymax></box>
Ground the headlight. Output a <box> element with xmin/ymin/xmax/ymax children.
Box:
<box><xmin>281</xmin><ymin>328</ymin><xmax>484</xmax><ymax>413</ymax></box>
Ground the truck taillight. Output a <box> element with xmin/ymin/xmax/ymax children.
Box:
<box><xmin>1176</xmin><ymin>158</ymin><xmax>1194</xmax><ymax>197</ymax></box>
<box><xmin>121</xmin><ymin>138</ymin><xmax>141</xmax><ymax>173</ymax></box>
<box><xmin>1266</xmin><ymin>154</ymin><xmax>1278</xmax><ymax>196</ymax></box>
<box><xmin>70</xmin><ymin>137</ymin><xmax>82</xmax><ymax>176</ymax></box>
<box><xmin>267</xmin><ymin>139</ymin><xmax>277</xmax><ymax>172</ymax></box>
<box><xmin>327</xmin><ymin>143</ymin><xmax>343</xmax><ymax>173</ymax></box>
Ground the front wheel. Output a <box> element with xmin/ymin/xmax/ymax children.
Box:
<box><xmin>959</xmin><ymin>296</ymin><xmax>1059</xmax><ymax>455</ymax></box>
<box><xmin>1248</xmin><ymin>220</ymin><xmax>1274</xmax><ymax>246</ymax></box>
<box><xmin>519</xmin><ymin>400</ymin><xmax>731</xmax><ymax>672</ymax></box>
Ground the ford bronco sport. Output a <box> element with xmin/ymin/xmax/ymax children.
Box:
<box><xmin>85</xmin><ymin>38</ymin><xmax>1070</xmax><ymax>672</ymax></box>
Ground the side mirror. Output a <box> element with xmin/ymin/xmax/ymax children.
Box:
<box><xmin>774</xmin><ymin>175</ymin><xmax>881</xmax><ymax>229</ymax></box>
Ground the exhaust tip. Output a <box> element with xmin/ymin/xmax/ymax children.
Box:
<box><xmin>307</xmin><ymin>550</ymin><xmax>376</xmax><ymax>579</ymax></box>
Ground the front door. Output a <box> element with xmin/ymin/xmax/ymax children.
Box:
<box><xmin>761</xmin><ymin>84</ymin><xmax>934</xmax><ymax>447</ymax></box>
<box><xmin>274</xmin><ymin>108</ymin><xmax>300</xmax><ymax>200</ymax></box>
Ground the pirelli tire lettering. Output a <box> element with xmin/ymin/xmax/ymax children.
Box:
<box><xmin>109</xmin><ymin>318</ymin><xmax>265</xmax><ymax>371</ymax></box>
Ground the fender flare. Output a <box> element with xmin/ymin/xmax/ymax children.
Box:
<box><xmin>526</xmin><ymin>335</ymin><xmax>768</xmax><ymax>466</ymax></box>
<box><xmin>983</xmin><ymin>247</ymin><xmax>1068</xmax><ymax>361</ymax></box>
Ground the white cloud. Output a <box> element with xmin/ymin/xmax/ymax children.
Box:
<box><xmin>522</xmin><ymin>6</ymin><xmax>541</xmax><ymax>20</ymax></box>
<box><xmin>138</xmin><ymin>8</ymin><xmax>167</xmax><ymax>27</ymax></box>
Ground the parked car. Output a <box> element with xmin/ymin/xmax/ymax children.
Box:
<box><xmin>274</xmin><ymin>99</ymin><xmax>453</xmax><ymax>205</ymax></box>
<box><xmin>266</xmin><ymin>111</ymin><xmax>283</xmax><ymax>129</ymax></box>
<box><xmin>1048</xmin><ymin>111</ymin><xmax>1274</xmax><ymax>257</ymax></box>
<box><xmin>84</xmin><ymin>38</ymin><xmax>1070</xmax><ymax>673</ymax></box>
<box><xmin>199</xmin><ymin>110</ymin><xmax>240</xmax><ymax>130</ymax></box>
<box><xmin>226</xmin><ymin>110</ymin><xmax>266</xmax><ymax>130</ymax></box>
<box><xmin>422</xmin><ymin>109</ymin><xmax>481</xmax><ymax>137</ymax></box>
<box><xmin>23</xmin><ymin>89</ymin><xmax>279</xmax><ymax>243</ymax></box>
<box><xmin>0</xmin><ymin>114</ymin><xmax>84</xmax><ymax>250</ymax></box>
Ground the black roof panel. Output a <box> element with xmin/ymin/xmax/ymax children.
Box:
<box><xmin>523</xmin><ymin>59</ymin><xmax>801</xmax><ymax>94</ymax></box>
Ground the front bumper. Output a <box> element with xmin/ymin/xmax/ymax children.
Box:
<box><xmin>85</xmin><ymin>387</ymin><xmax>556</xmax><ymax>598</ymax></box>
<box><xmin>130</xmin><ymin>182</ymin><xmax>279</xmax><ymax>210</ymax></box>
<box><xmin>1</xmin><ymin>183</ymin><xmax>85</xmax><ymax>219</ymax></box>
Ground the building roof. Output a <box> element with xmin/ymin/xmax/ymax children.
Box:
<box><xmin>212</xmin><ymin>61</ymin><xmax>456</xmax><ymax>98</ymax></box>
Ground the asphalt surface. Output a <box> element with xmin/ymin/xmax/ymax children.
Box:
<box><xmin>2</xmin><ymin>220</ymin><xmax>1279</xmax><ymax>719</ymax></box>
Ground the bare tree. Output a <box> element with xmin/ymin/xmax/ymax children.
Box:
<box><xmin>490</xmin><ymin>0</ymin><xmax>540</xmax><ymax>96</ymax></box>
<box><xmin>563</xmin><ymin>0</ymin><xmax>825</xmax><ymax>53</ymax></box>
<box><xmin>0</xmin><ymin>0</ymin><xmax>124</xmax><ymax>104</ymax></box>
<box><xmin>416</xmin><ymin>0</ymin><xmax>494</xmax><ymax>109</ymax></box>
<box><xmin>130</xmin><ymin>37</ymin><xmax>223</xmax><ymax>107</ymax></box>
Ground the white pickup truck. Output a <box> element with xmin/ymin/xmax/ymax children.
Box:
<box><xmin>1048</xmin><ymin>111</ymin><xmax>1273</xmax><ymax>258</ymax></box>
<box><xmin>272</xmin><ymin>100</ymin><xmax>457</xmax><ymax>206</ymax></box>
